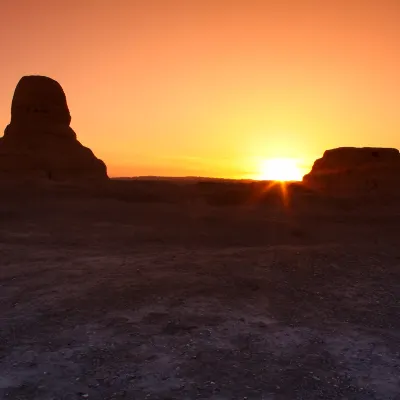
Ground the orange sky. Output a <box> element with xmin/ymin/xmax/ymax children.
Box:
<box><xmin>1</xmin><ymin>0</ymin><xmax>400</xmax><ymax>178</ymax></box>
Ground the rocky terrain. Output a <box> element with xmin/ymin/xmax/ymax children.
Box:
<box><xmin>0</xmin><ymin>183</ymin><xmax>399</xmax><ymax>400</ymax></box>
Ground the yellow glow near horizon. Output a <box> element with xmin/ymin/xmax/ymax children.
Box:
<box><xmin>257</xmin><ymin>158</ymin><xmax>303</xmax><ymax>181</ymax></box>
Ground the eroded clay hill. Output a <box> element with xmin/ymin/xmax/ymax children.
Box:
<box><xmin>303</xmin><ymin>147</ymin><xmax>400</xmax><ymax>195</ymax></box>
<box><xmin>0</xmin><ymin>75</ymin><xmax>107</xmax><ymax>181</ymax></box>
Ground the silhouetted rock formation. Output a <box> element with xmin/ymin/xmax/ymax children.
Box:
<box><xmin>0</xmin><ymin>75</ymin><xmax>107</xmax><ymax>181</ymax></box>
<box><xmin>303</xmin><ymin>147</ymin><xmax>400</xmax><ymax>195</ymax></box>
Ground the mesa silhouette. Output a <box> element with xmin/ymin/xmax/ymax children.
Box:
<box><xmin>0</xmin><ymin>75</ymin><xmax>107</xmax><ymax>181</ymax></box>
<box><xmin>303</xmin><ymin>147</ymin><xmax>400</xmax><ymax>196</ymax></box>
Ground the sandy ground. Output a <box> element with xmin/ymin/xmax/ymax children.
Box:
<box><xmin>0</xmin><ymin>187</ymin><xmax>399</xmax><ymax>399</ymax></box>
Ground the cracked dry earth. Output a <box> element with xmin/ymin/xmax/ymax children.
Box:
<box><xmin>0</xmin><ymin>195</ymin><xmax>399</xmax><ymax>399</ymax></box>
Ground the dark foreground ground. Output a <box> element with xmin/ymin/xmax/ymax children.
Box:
<box><xmin>0</xmin><ymin>182</ymin><xmax>399</xmax><ymax>399</ymax></box>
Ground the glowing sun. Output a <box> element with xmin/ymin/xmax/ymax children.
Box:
<box><xmin>258</xmin><ymin>158</ymin><xmax>303</xmax><ymax>181</ymax></box>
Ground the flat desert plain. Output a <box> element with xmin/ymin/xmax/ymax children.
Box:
<box><xmin>0</xmin><ymin>181</ymin><xmax>399</xmax><ymax>400</ymax></box>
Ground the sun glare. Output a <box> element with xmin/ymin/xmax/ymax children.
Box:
<box><xmin>258</xmin><ymin>158</ymin><xmax>303</xmax><ymax>181</ymax></box>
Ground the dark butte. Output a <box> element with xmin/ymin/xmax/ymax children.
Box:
<box><xmin>0</xmin><ymin>75</ymin><xmax>108</xmax><ymax>181</ymax></box>
<box><xmin>303</xmin><ymin>147</ymin><xmax>400</xmax><ymax>195</ymax></box>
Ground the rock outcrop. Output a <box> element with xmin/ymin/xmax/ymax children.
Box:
<box><xmin>0</xmin><ymin>75</ymin><xmax>107</xmax><ymax>181</ymax></box>
<box><xmin>303</xmin><ymin>147</ymin><xmax>400</xmax><ymax>195</ymax></box>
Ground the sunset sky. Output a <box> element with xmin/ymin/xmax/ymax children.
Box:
<box><xmin>1</xmin><ymin>0</ymin><xmax>399</xmax><ymax>179</ymax></box>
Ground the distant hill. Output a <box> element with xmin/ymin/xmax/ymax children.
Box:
<box><xmin>111</xmin><ymin>176</ymin><xmax>256</xmax><ymax>183</ymax></box>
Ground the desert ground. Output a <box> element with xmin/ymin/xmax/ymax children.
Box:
<box><xmin>0</xmin><ymin>180</ymin><xmax>399</xmax><ymax>400</ymax></box>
